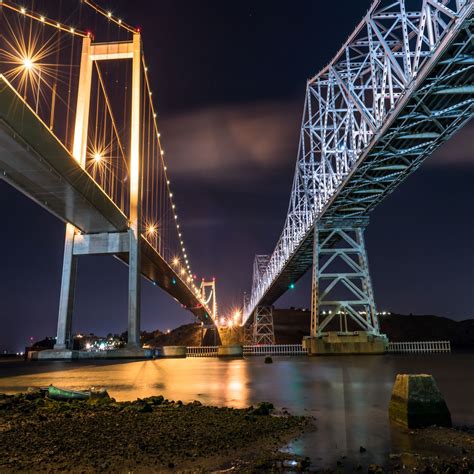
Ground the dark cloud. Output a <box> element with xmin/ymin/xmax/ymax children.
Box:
<box><xmin>160</xmin><ymin>101</ymin><xmax>301</xmax><ymax>181</ymax></box>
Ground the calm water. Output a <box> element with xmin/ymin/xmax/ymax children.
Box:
<box><xmin>0</xmin><ymin>354</ymin><xmax>473</xmax><ymax>470</ymax></box>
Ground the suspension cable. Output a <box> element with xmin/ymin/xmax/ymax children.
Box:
<box><xmin>0</xmin><ymin>0</ymin><xmax>90</xmax><ymax>37</ymax></box>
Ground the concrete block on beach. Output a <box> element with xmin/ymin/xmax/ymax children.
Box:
<box><xmin>389</xmin><ymin>374</ymin><xmax>451</xmax><ymax>428</ymax></box>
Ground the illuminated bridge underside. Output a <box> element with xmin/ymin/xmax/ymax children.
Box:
<box><xmin>247</xmin><ymin>3</ymin><xmax>473</xmax><ymax>319</ymax></box>
<box><xmin>0</xmin><ymin>76</ymin><xmax>211</xmax><ymax>322</ymax></box>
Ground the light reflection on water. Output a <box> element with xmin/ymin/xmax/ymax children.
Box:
<box><xmin>0</xmin><ymin>353</ymin><xmax>472</xmax><ymax>470</ymax></box>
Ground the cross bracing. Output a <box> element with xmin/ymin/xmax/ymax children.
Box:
<box><xmin>245</xmin><ymin>0</ymin><xmax>473</xmax><ymax>322</ymax></box>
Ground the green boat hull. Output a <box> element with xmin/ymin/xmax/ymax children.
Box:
<box><xmin>47</xmin><ymin>385</ymin><xmax>91</xmax><ymax>400</ymax></box>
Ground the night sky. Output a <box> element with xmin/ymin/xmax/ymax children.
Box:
<box><xmin>1</xmin><ymin>1</ymin><xmax>472</xmax><ymax>352</ymax></box>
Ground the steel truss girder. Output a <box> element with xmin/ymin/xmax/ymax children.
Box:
<box><xmin>253</xmin><ymin>306</ymin><xmax>276</xmax><ymax>345</ymax></box>
<box><xmin>244</xmin><ymin>0</ymin><xmax>473</xmax><ymax>322</ymax></box>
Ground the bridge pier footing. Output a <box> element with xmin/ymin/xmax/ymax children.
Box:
<box><xmin>303</xmin><ymin>332</ymin><xmax>388</xmax><ymax>355</ymax></box>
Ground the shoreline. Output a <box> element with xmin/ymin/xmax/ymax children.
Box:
<box><xmin>1</xmin><ymin>390</ymin><xmax>473</xmax><ymax>472</ymax></box>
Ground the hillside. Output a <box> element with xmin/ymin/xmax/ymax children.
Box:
<box><xmin>141</xmin><ymin>323</ymin><xmax>218</xmax><ymax>347</ymax></box>
<box><xmin>142</xmin><ymin>312</ymin><xmax>474</xmax><ymax>348</ymax></box>
<box><xmin>272</xmin><ymin>309</ymin><xmax>474</xmax><ymax>348</ymax></box>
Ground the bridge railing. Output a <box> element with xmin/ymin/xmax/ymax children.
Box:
<box><xmin>243</xmin><ymin>344</ymin><xmax>307</xmax><ymax>356</ymax></box>
<box><xmin>387</xmin><ymin>341</ymin><xmax>451</xmax><ymax>353</ymax></box>
<box><xmin>186</xmin><ymin>342</ymin><xmax>451</xmax><ymax>356</ymax></box>
<box><xmin>186</xmin><ymin>344</ymin><xmax>308</xmax><ymax>357</ymax></box>
<box><xmin>186</xmin><ymin>346</ymin><xmax>219</xmax><ymax>357</ymax></box>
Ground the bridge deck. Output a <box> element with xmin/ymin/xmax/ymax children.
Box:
<box><xmin>0</xmin><ymin>75</ymin><xmax>128</xmax><ymax>234</ymax></box>
<box><xmin>0</xmin><ymin>75</ymin><xmax>210</xmax><ymax>322</ymax></box>
<box><xmin>253</xmin><ymin>10</ymin><xmax>473</xmax><ymax>312</ymax></box>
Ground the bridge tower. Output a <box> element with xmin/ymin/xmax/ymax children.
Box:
<box><xmin>199</xmin><ymin>279</ymin><xmax>220</xmax><ymax>345</ymax></box>
<box><xmin>200</xmin><ymin>279</ymin><xmax>217</xmax><ymax>321</ymax></box>
<box><xmin>253</xmin><ymin>306</ymin><xmax>275</xmax><ymax>345</ymax></box>
<box><xmin>55</xmin><ymin>33</ymin><xmax>143</xmax><ymax>350</ymax></box>
<box><xmin>249</xmin><ymin>255</ymin><xmax>275</xmax><ymax>344</ymax></box>
<box><xmin>307</xmin><ymin>218</ymin><xmax>386</xmax><ymax>354</ymax></box>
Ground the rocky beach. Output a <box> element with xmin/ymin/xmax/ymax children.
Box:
<box><xmin>0</xmin><ymin>391</ymin><xmax>311</xmax><ymax>472</ymax></box>
<box><xmin>1</xmin><ymin>390</ymin><xmax>474</xmax><ymax>472</ymax></box>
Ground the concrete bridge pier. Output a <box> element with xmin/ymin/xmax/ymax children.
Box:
<box><xmin>54</xmin><ymin>224</ymin><xmax>77</xmax><ymax>350</ymax></box>
<box><xmin>126</xmin><ymin>229</ymin><xmax>141</xmax><ymax>348</ymax></box>
<box><xmin>53</xmin><ymin>230</ymin><xmax>142</xmax><ymax>350</ymax></box>
<box><xmin>307</xmin><ymin>218</ymin><xmax>388</xmax><ymax>355</ymax></box>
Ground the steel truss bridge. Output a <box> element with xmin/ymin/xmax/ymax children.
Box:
<box><xmin>246</xmin><ymin>0</ymin><xmax>473</xmax><ymax>338</ymax></box>
<box><xmin>0</xmin><ymin>1</ymin><xmax>217</xmax><ymax>348</ymax></box>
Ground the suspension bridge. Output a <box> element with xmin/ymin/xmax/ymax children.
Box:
<box><xmin>0</xmin><ymin>0</ymin><xmax>218</xmax><ymax>350</ymax></box>
<box><xmin>245</xmin><ymin>0</ymin><xmax>473</xmax><ymax>353</ymax></box>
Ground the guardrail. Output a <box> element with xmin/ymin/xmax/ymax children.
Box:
<box><xmin>387</xmin><ymin>341</ymin><xmax>451</xmax><ymax>354</ymax></box>
<box><xmin>186</xmin><ymin>346</ymin><xmax>218</xmax><ymax>357</ymax></box>
<box><xmin>186</xmin><ymin>344</ymin><xmax>308</xmax><ymax>357</ymax></box>
<box><xmin>187</xmin><ymin>342</ymin><xmax>451</xmax><ymax>357</ymax></box>
<box><xmin>243</xmin><ymin>344</ymin><xmax>307</xmax><ymax>356</ymax></box>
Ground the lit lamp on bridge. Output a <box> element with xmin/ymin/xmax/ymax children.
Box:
<box><xmin>146</xmin><ymin>223</ymin><xmax>157</xmax><ymax>236</ymax></box>
<box><xmin>233</xmin><ymin>310</ymin><xmax>242</xmax><ymax>325</ymax></box>
<box><xmin>22</xmin><ymin>57</ymin><xmax>34</xmax><ymax>70</ymax></box>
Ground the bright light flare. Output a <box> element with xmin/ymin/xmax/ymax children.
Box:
<box><xmin>0</xmin><ymin>13</ymin><xmax>63</xmax><ymax>104</ymax></box>
<box><xmin>147</xmin><ymin>224</ymin><xmax>157</xmax><ymax>235</ymax></box>
<box><xmin>22</xmin><ymin>57</ymin><xmax>33</xmax><ymax>70</ymax></box>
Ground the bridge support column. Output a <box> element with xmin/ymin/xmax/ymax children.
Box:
<box><xmin>307</xmin><ymin>219</ymin><xmax>387</xmax><ymax>355</ymax></box>
<box><xmin>127</xmin><ymin>229</ymin><xmax>141</xmax><ymax>347</ymax></box>
<box><xmin>253</xmin><ymin>306</ymin><xmax>275</xmax><ymax>345</ymax></box>
<box><xmin>53</xmin><ymin>231</ymin><xmax>138</xmax><ymax>350</ymax></box>
<box><xmin>54</xmin><ymin>224</ymin><xmax>77</xmax><ymax>350</ymax></box>
<box><xmin>54</xmin><ymin>36</ymin><xmax>91</xmax><ymax>351</ymax></box>
<box><xmin>126</xmin><ymin>32</ymin><xmax>143</xmax><ymax>349</ymax></box>
<box><xmin>310</xmin><ymin>225</ymin><xmax>319</xmax><ymax>337</ymax></box>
